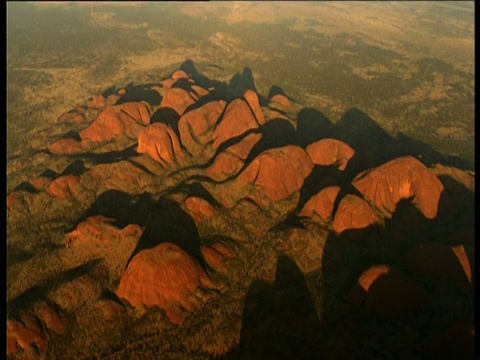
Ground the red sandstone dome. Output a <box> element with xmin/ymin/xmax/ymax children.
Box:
<box><xmin>332</xmin><ymin>194</ymin><xmax>381</xmax><ymax>234</ymax></box>
<box><xmin>244</xmin><ymin>90</ymin><xmax>266</xmax><ymax>125</ymax></box>
<box><xmin>201</xmin><ymin>242</ymin><xmax>235</xmax><ymax>273</ymax></box>
<box><xmin>305</xmin><ymin>139</ymin><xmax>355</xmax><ymax>171</ymax></box>
<box><xmin>235</xmin><ymin>145</ymin><xmax>314</xmax><ymax>205</ymax></box>
<box><xmin>50</xmin><ymin>138</ymin><xmax>83</xmax><ymax>154</ymax></box>
<box><xmin>206</xmin><ymin>133</ymin><xmax>263</xmax><ymax>181</ymax></box>
<box><xmin>47</xmin><ymin>175</ymin><xmax>84</xmax><ymax>199</ymax></box>
<box><xmin>116</xmin><ymin>242</ymin><xmax>216</xmax><ymax>324</ymax></box>
<box><xmin>352</xmin><ymin>156</ymin><xmax>445</xmax><ymax>219</ymax></box>
<box><xmin>7</xmin><ymin>312</ymin><xmax>48</xmax><ymax>357</ymax></box>
<box><xmin>178</xmin><ymin>100</ymin><xmax>226</xmax><ymax>156</ymax></box>
<box><xmin>137</xmin><ymin>123</ymin><xmax>186</xmax><ymax>166</ymax></box>
<box><xmin>160</xmin><ymin>87</ymin><xmax>195</xmax><ymax>116</ymax></box>
<box><xmin>299</xmin><ymin>185</ymin><xmax>341</xmax><ymax>221</ymax></box>
<box><xmin>212</xmin><ymin>99</ymin><xmax>260</xmax><ymax>150</ymax></box>
<box><xmin>269</xmin><ymin>94</ymin><xmax>291</xmax><ymax>108</ymax></box>
<box><xmin>184</xmin><ymin>196</ymin><xmax>216</xmax><ymax>222</ymax></box>
<box><xmin>80</xmin><ymin>101</ymin><xmax>152</xmax><ymax>143</ymax></box>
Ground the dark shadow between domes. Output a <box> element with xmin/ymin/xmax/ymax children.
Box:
<box><xmin>296</xmin><ymin>108</ymin><xmax>334</xmax><ymax>147</ymax></box>
<box><xmin>231</xmin><ymin>254</ymin><xmax>322</xmax><ymax>359</ymax></box>
<box><xmin>125</xmin><ymin>197</ymin><xmax>206</xmax><ymax>269</ymax></box>
<box><xmin>115</xmin><ymin>85</ymin><xmax>162</xmax><ymax>106</ymax></box>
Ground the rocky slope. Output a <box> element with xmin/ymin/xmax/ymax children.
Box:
<box><xmin>7</xmin><ymin>60</ymin><xmax>475</xmax><ymax>359</ymax></box>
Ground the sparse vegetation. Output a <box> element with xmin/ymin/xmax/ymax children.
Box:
<box><xmin>7</xmin><ymin>2</ymin><xmax>474</xmax><ymax>359</ymax></box>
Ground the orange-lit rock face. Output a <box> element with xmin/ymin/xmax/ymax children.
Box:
<box><xmin>212</xmin><ymin>99</ymin><xmax>260</xmax><ymax>150</ymax></box>
<box><xmin>184</xmin><ymin>196</ymin><xmax>216</xmax><ymax>222</ymax></box>
<box><xmin>47</xmin><ymin>175</ymin><xmax>83</xmax><ymax>199</ymax></box>
<box><xmin>160</xmin><ymin>87</ymin><xmax>195</xmax><ymax>117</ymax></box>
<box><xmin>348</xmin><ymin>265</ymin><xmax>430</xmax><ymax>324</ymax></box>
<box><xmin>66</xmin><ymin>215</ymin><xmax>142</xmax><ymax>252</ymax></box>
<box><xmin>37</xmin><ymin>303</ymin><xmax>67</xmax><ymax>335</ymax></box>
<box><xmin>89</xmin><ymin>95</ymin><xmax>106</xmax><ymax>108</ymax></box>
<box><xmin>137</xmin><ymin>123</ymin><xmax>186</xmax><ymax>166</ymax></box>
<box><xmin>270</xmin><ymin>94</ymin><xmax>291</xmax><ymax>108</ymax></box>
<box><xmin>237</xmin><ymin>145</ymin><xmax>314</xmax><ymax>204</ymax></box>
<box><xmin>172</xmin><ymin>70</ymin><xmax>189</xmax><ymax>80</ymax></box>
<box><xmin>58</xmin><ymin>110</ymin><xmax>85</xmax><ymax>123</ymax></box>
<box><xmin>50</xmin><ymin>138</ymin><xmax>83</xmax><ymax>154</ymax></box>
<box><xmin>299</xmin><ymin>186</ymin><xmax>341</xmax><ymax>221</ymax></box>
<box><xmin>352</xmin><ymin>156</ymin><xmax>444</xmax><ymax>219</ymax></box>
<box><xmin>306</xmin><ymin>139</ymin><xmax>355</xmax><ymax>171</ymax></box>
<box><xmin>244</xmin><ymin>90</ymin><xmax>266</xmax><ymax>125</ymax></box>
<box><xmin>403</xmin><ymin>242</ymin><xmax>473</xmax><ymax>285</ymax></box>
<box><xmin>7</xmin><ymin>312</ymin><xmax>48</xmax><ymax>357</ymax></box>
<box><xmin>178</xmin><ymin>100</ymin><xmax>226</xmax><ymax>155</ymax></box>
<box><xmin>80</xmin><ymin>102</ymin><xmax>152</xmax><ymax>143</ymax></box>
<box><xmin>30</xmin><ymin>177</ymin><xmax>52</xmax><ymax>190</ymax></box>
<box><xmin>7</xmin><ymin>191</ymin><xmax>22</xmax><ymax>209</ymax></box>
<box><xmin>206</xmin><ymin>133</ymin><xmax>263</xmax><ymax>181</ymax></box>
<box><xmin>202</xmin><ymin>242</ymin><xmax>235</xmax><ymax>273</ymax></box>
<box><xmin>332</xmin><ymin>194</ymin><xmax>381</xmax><ymax>234</ymax></box>
<box><xmin>116</xmin><ymin>243</ymin><xmax>216</xmax><ymax>324</ymax></box>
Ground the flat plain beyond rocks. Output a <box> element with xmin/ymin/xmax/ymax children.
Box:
<box><xmin>7</xmin><ymin>3</ymin><xmax>474</xmax><ymax>360</ymax></box>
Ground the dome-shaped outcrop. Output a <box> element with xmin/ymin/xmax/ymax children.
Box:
<box><xmin>299</xmin><ymin>185</ymin><xmax>341</xmax><ymax>221</ymax></box>
<box><xmin>332</xmin><ymin>194</ymin><xmax>381</xmax><ymax>234</ymax></box>
<box><xmin>212</xmin><ymin>99</ymin><xmax>260</xmax><ymax>150</ymax></box>
<box><xmin>47</xmin><ymin>175</ymin><xmax>84</xmax><ymax>199</ymax></box>
<box><xmin>137</xmin><ymin>123</ymin><xmax>186</xmax><ymax>166</ymax></box>
<box><xmin>160</xmin><ymin>87</ymin><xmax>195</xmax><ymax>117</ymax></box>
<box><xmin>184</xmin><ymin>197</ymin><xmax>216</xmax><ymax>222</ymax></box>
<box><xmin>7</xmin><ymin>312</ymin><xmax>48</xmax><ymax>358</ymax></box>
<box><xmin>80</xmin><ymin>102</ymin><xmax>152</xmax><ymax>143</ymax></box>
<box><xmin>306</xmin><ymin>139</ymin><xmax>355</xmax><ymax>171</ymax></box>
<box><xmin>50</xmin><ymin>138</ymin><xmax>83</xmax><ymax>154</ymax></box>
<box><xmin>244</xmin><ymin>90</ymin><xmax>265</xmax><ymax>125</ymax></box>
<box><xmin>206</xmin><ymin>133</ymin><xmax>263</xmax><ymax>181</ymax></box>
<box><xmin>235</xmin><ymin>145</ymin><xmax>314</xmax><ymax>206</ymax></box>
<box><xmin>116</xmin><ymin>242</ymin><xmax>216</xmax><ymax>324</ymax></box>
<box><xmin>178</xmin><ymin>100</ymin><xmax>226</xmax><ymax>156</ymax></box>
<box><xmin>352</xmin><ymin>156</ymin><xmax>445</xmax><ymax>219</ymax></box>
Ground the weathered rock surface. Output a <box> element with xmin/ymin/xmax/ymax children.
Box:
<box><xmin>116</xmin><ymin>243</ymin><xmax>216</xmax><ymax>324</ymax></box>
<box><xmin>184</xmin><ymin>196</ymin><xmax>216</xmax><ymax>222</ymax></box>
<box><xmin>178</xmin><ymin>100</ymin><xmax>226</xmax><ymax>156</ymax></box>
<box><xmin>212</xmin><ymin>99</ymin><xmax>260</xmax><ymax>150</ymax></box>
<box><xmin>299</xmin><ymin>185</ymin><xmax>341</xmax><ymax>222</ymax></box>
<box><xmin>352</xmin><ymin>156</ymin><xmax>445</xmax><ymax>219</ymax></box>
<box><xmin>47</xmin><ymin>175</ymin><xmax>84</xmax><ymax>199</ymax></box>
<box><xmin>137</xmin><ymin>123</ymin><xmax>186</xmax><ymax>166</ymax></box>
<box><xmin>202</xmin><ymin>242</ymin><xmax>235</xmax><ymax>273</ymax></box>
<box><xmin>160</xmin><ymin>88</ymin><xmax>195</xmax><ymax>117</ymax></box>
<box><xmin>80</xmin><ymin>101</ymin><xmax>152</xmax><ymax>143</ymax></box>
<box><xmin>270</xmin><ymin>94</ymin><xmax>291</xmax><ymax>108</ymax></box>
<box><xmin>226</xmin><ymin>145</ymin><xmax>314</xmax><ymax>208</ymax></box>
<box><xmin>50</xmin><ymin>138</ymin><xmax>84</xmax><ymax>154</ymax></box>
<box><xmin>7</xmin><ymin>312</ymin><xmax>48</xmax><ymax>358</ymax></box>
<box><xmin>332</xmin><ymin>194</ymin><xmax>381</xmax><ymax>234</ymax></box>
<box><xmin>244</xmin><ymin>90</ymin><xmax>265</xmax><ymax>125</ymax></box>
<box><xmin>206</xmin><ymin>133</ymin><xmax>263</xmax><ymax>181</ymax></box>
<box><xmin>306</xmin><ymin>139</ymin><xmax>355</xmax><ymax>171</ymax></box>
